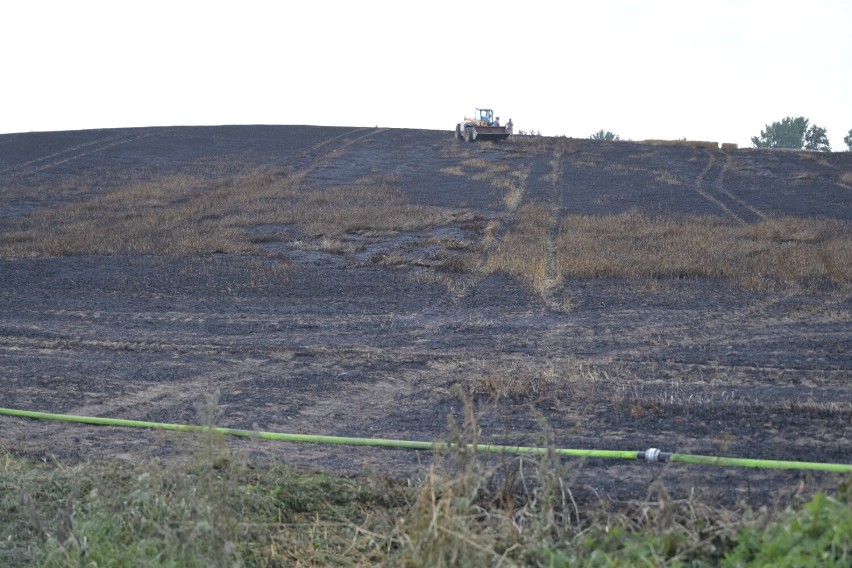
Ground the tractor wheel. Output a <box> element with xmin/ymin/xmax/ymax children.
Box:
<box><xmin>463</xmin><ymin>127</ymin><xmax>472</xmax><ymax>142</ymax></box>
<box><xmin>455</xmin><ymin>124</ymin><xmax>461</xmax><ymax>140</ymax></box>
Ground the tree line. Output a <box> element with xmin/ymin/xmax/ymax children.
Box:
<box><xmin>590</xmin><ymin>119</ymin><xmax>852</xmax><ymax>151</ymax></box>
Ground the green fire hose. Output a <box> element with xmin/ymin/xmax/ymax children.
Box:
<box><xmin>1</xmin><ymin>407</ymin><xmax>850</xmax><ymax>473</ymax></box>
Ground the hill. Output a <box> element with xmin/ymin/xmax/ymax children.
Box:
<box><xmin>1</xmin><ymin>126</ymin><xmax>851</xmax><ymax>508</ymax></box>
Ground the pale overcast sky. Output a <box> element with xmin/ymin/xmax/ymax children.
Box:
<box><xmin>3</xmin><ymin>0</ymin><xmax>850</xmax><ymax>149</ymax></box>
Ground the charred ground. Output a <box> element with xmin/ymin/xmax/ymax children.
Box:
<box><xmin>1</xmin><ymin>126</ymin><xmax>851</xmax><ymax>507</ymax></box>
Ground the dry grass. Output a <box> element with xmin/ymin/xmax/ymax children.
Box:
<box><xmin>791</xmin><ymin>171</ymin><xmax>823</xmax><ymax>183</ymax></box>
<box><xmin>471</xmin><ymin>361</ymin><xmax>561</xmax><ymax>402</ymax></box>
<box><xmin>1</xmin><ymin>171</ymin><xmax>268</xmax><ymax>256</ymax></box>
<box><xmin>441</xmin><ymin>151</ymin><xmax>528</xmax><ymax>211</ymax></box>
<box><xmin>462</xmin><ymin>158</ymin><xmax>511</xmax><ymax>186</ymax></box>
<box><xmin>502</xmin><ymin>183</ymin><xmax>525</xmax><ymax>211</ymax></box>
<box><xmin>556</xmin><ymin>212</ymin><xmax>852</xmax><ymax>289</ymax></box>
<box><xmin>653</xmin><ymin>170</ymin><xmax>682</xmax><ymax>185</ymax></box>
<box><xmin>469</xmin><ymin>357</ymin><xmax>602</xmax><ymax>403</ymax></box>
<box><xmin>799</xmin><ymin>152</ymin><xmax>834</xmax><ymax>167</ymax></box>
<box><xmin>292</xmin><ymin>180</ymin><xmax>462</xmax><ymax>237</ymax></box>
<box><xmin>482</xmin><ymin>219</ymin><xmax>500</xmax><ymax>246</ymax></box>
<box><xmin>607</xmin><ymin>163</ymin><xmax>682</xmax><ymax>185</ymax></box>
<box><xmin>439</xmin><ymin>165</ymin><xmax>465</xmax><ymax>176</ymax></box>
<box><xmin>477</xmin><ymin>205</ymin><xmax>852</xmax><ymax>295</ymax></box>
<box><xmin>509</xmin><ymin>133</ymin><xmax>550</xmax><ymax>152</ymax></box>
<box><xmin>0</xmin><ymin>170</ymin><xmax>462</xmax><ymax>258</ymax></box>
<box><xmin>485</xmin><ymin>201</ymin><xmax>552</xmax><ymax>292</ymax></box>
<box><xmin>721</xmin><ymin>142</ymin><xmax>739</xmax><ymax>150</ymax></box>
<box><xmin>441</xmin><ymin>155</ymin><xmax>526</xmax><ymax>212</ymax></box>
<box><xmin>839</xmin><ymin>171</ymin><xmax>852</xmax><ymax>185</ymax></box>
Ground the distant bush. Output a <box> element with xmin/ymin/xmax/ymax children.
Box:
<box><xmin>590</xmin><ymin>130</ymin><xmax>620</xmax><ymax>141</ymax></box>
<box><xmin>845</xmin><ymin>128</ymin><xmax>852</xmax><ymax>151</ymax></box>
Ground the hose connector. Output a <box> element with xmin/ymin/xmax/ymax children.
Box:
<box><xmin>644</xmin><ymin>448</ymin><xmax>662</xmax><ymax>462</ymax></box>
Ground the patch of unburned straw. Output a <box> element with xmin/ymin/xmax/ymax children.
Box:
<box><xmin>468</xmin><ymin>356</ymin><xmax>604</xmax><ymax>403</ymax></box>
<box><xmin>485</xmin><ymin>201</ymin><xmax>551</xmax><ymax>291</ymax></box>
<box><xmin>291</xmin><ymin>180</ymin><xmax>464</xmax><ymax>237</ymax></box>
<box><xmin>0</xmin><ymin>169</ymin><xmax>463</xmax><ymax>258</ymax></box>
<box><xmin>557</xmin><ymin>212</ymin><xmax>852</xmax><ymax>289</ymax></box>
<box><xmin>606</xmin><ymin>163</ymin><xmax>682</xmax><ymax>185</ymax></box>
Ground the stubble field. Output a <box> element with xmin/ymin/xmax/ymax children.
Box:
<box><xmin>1</xmin><ymin>125</ymin><xmax>851</xmax><ymax>512</ymax></box>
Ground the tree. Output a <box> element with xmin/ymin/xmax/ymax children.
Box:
<box><xmin>804</xmin><ymin>124</ymin><xmax>831</xmax><ymax>152</ymax></box>
<box><xmin>845</xmin><ymin>128</ymin><xmax>852</xmax><ymax>151</ymax></box>
<box><xmin>590</xmin><ymin>130</ymin><xmax>620</xmax><ymax>141</ymax></box>
<box><xmin>751</xmin><ymin>116</ymin><xmax>809</xmax><ymax>149</ymax></box>
<box><xmin>752</xmin><ymin>116</ymin><xmax>832</xmax><ymax>151</ymax></box>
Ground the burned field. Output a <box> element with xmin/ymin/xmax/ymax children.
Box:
<box><xmin>1</xmin><ymin>125</ymin><xmax>851</xmax><ymax>506</ymax></box>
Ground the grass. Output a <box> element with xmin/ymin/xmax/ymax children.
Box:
<box><xmin>0</xmin><ymin>169</ymin><xmax>464</xmax><ymax>258</ymax></box>
<box><xmin>3</xmin><ymin>395</ymin><xmax>851</xmax><ymax>567</ymax></box>
<box><xmin>441</xmin><ymin>153</ymin><xmax>525</xmax><ymax>207</ymax></box>
<box><xmin>470</xmin><ymin>359</ymin><xmax>562</xmax><ymax>403</ymax></box>
<box><xmin>483</xmin><ymin>207</ymin><xmax>852</xmax><ymax>294</ymax></box>
<box><xmin>606</xmin><ymin>163</ymin><xmax>682</xmax><ymax>185</ymax></box>
<box><xmin>485</xmin><ymin>201</ymin><xmax>552</xmax><ymax>293</ymax></box>
<box><xmin>556</xmin><ymin>212</ymin><xmax>852</xmax><ymax>290</ymax></box>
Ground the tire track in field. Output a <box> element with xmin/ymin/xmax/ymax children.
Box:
<box><xmin>541</xmin><ymin>150</ymin><xmax>567</xmax><ymax>309</ymax></box>
<box><xmin>595</xmin><ymin>290</ymin><xmax>851</xmax><ymax>375</ymax></box>
<box><xmin>66</xmin><ymin>362</ymin><xmax>266</xmax><ymax>421</ymax></box>
<box><xmin>695</xmin><ymin>150</ymin><xmax>766</xmax><ymax>224</ymax></box>
<box><xmin>714</xmin><ymin>150</ymin><xmax>767</xmax><ymax>222</ymax></box>
<box><xmin>0</xmin><ymin>133</ymin><xmax>128</xmax><ymax>175</ymax></box>
<box><xmin>282</xmin><ymin>127</ymin><xmax>386</xmax><ymax>177</ymax></box>
<box><xmin>693</xmin><ymin>150</ymin><xmax>746</xmax><ymax>223</ymax></box>
<box><xmin>1</xmin><ymin>131</ymin><xmax>160</xmax><ymax>178</ymax></box>
<box><xmin>433</xmin><ymin>144</ymin><xmax>531</xmax><ymax>300</ymax></box>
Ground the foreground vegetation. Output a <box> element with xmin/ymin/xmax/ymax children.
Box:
<box><xmin>2</xmin><ymin>401</ymin><xmax>851</xmax><ymax>567</ymax></box>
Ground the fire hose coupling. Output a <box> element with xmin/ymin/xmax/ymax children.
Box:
<box><xmin>643</xmin><ymin>448</ymin><xmax>669</xmax><ymax>463</ymax></box>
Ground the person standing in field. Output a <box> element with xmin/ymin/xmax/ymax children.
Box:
<box><xmin>505</xmin><ymin>118</ymin><xmax>513</xmax><ymax>135</ymax></box>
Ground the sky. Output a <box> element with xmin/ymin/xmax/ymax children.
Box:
<box><xmin>3</xmin><ymin>0</ymin><xmax>850</xmax><ymax>149</ymax></box>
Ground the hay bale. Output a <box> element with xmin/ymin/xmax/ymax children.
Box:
<box><xmin>721</xmin><ymin>142</ymin><xmax>739</xmax><ymax>151</ymax></box>
<box><xmin>690</xmin><ymin>140</ymin><xmax>719</xmax><ymax>149</ymax></box>
<box><xmin>642</xmin><ymin>139</ymin><xmax>719</xmax><ymax>149</ymax></box>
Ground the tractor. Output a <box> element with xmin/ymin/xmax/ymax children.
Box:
<box><xmin>455</xmin><ymin>108</ymin><xmax>511</xmax><ymax>142</ymax></box>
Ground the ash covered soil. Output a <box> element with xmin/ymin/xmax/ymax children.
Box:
<box><xmin>1</xmin><ymin>125</ymin><xmax>851</xmax><ymax>506</ymax></box>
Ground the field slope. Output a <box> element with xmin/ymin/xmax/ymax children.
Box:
<box><xmin>1</xmin><ymin>125</ymin><xmax>851</xmax><ymax>509</ymax></box>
